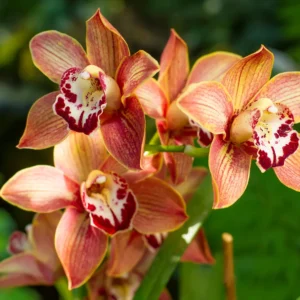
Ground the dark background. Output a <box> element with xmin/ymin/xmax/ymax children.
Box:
<box><xmin>1</xmin><ymin>0</ymin><xmax>300</xmax><ymax>299</ymax></box>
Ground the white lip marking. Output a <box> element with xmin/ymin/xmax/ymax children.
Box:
<box><xmin>80</xmin><ymin>71</ymin><xmax>90</xmax><ymax>80</ymax></box>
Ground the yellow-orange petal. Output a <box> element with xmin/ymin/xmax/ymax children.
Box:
<box><xmin>158</xmin><ymin>29</ymin><xmax>189</xmax><ymax>102</ymax></box>
<box><xmin>177</xmin><ymin>81</ymin><xmax>233</xmax><ymax>135</ymax></box>
<box><xmin>18</xmin><ymin>92</ymin><xmax>69</xmax><ymax>149</ymax></box>
<box><xmin>134</xmin><ymin>78</ymin><xmax>169</xmax><ymax>119</ymax></box>
<box><xmin>187</xmin><ymin>51</ymin><xmax>241</xmax><ymax>85</ymax></box>
<box><xmin>54</xmin><ymin>130</ymin><xmax>108</xmax><ymax>184</ymax></box>
<box><xmin>86</xmin><ymin>9</ymin><xmax>130</xmax><ymax>77</ymax></box>
<box><xmin>55</xmin><ymin>208</ymin><xmax>108</xmax><ymax>289</ymax></box>
<box><xmin>30</xmin><ymin>31</ymin><xmax>89</xmax><ymax>83</ymax></box>
<box><xmin>116</xmin><ymin>50</ymin><xmax>159</xmax><ymax>97</ymax></box>
<box><xmin>222</xmin><ymin>45</ymin><xmax>274</xmax><ymax>112</ymax></box>
<box><xmin>131</xmin><ymin>177</ymin><xmax>188</xmax><ymax>234</ymax></box>
<box><xmin>209</xmin><ymin>136</ymin><xmax>252</xmax><ymax>208</ymax></box>
<box><xmin>251</xmin><ymin>72</ymin><xmax>300</xmax><ymax>123</ymax></box>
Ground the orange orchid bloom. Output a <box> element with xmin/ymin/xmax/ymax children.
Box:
<box><xmin>0</xmin><ymin>132</ymin><xmax>187</xmax><ymax>289</ymax></box>
<box><xmin>0</xmin><ymin>212</ymin><xmax>63</xmax><ymax>288</ymax></box>
<box><xmin>177</xmin><ymin>46</ymin><xmax>300</xmax><ymax>208</ymax></box>
<box><xmin>18</xmin><ymin>9</ymin><xmax>159</xmax><ymax>170</ymax></box>
<box><xmin>135</xmin><ymin>29</ymin><xmax>240</xmax><ymax>184</ymax></box>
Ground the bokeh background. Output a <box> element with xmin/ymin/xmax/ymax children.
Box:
<box><xmin>1</xmin><ymin>0</ymin><xmax>300</xmax><ymax>299</ymax></box>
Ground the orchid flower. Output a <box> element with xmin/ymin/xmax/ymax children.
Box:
<box><xmin>135</xmin><ymin>29</ymin><xmax>240</xmax><ymax>184</ymax></box>
<box><xmin>177</xmin><ymin>45</ymin><xmax>300</xmax><ymax>208</ymax></box>
<box><xmin>0</xmin><ymin>131</ymin><xmax>187</xmax><ymax>289</ymax></box>
<box><xmin>0</xmin><ymin>212</ymin><xmax>63</xmax><ymax>288</ymax></box>
<box><xmin>18</xmin><ymin>9</ymin><xmax>159</xmax><ymax>170</ymax></box>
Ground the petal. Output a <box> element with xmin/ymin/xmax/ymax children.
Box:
<box><xmin>158</xmin><ymin>29</ymin><xmax>189</xmax><ymax>101</ymax></box>
<box><xmin>18</xmin><ymin>92</ymin><xmax>69</xmax><ymax>149</ymax></box>
<box><xmin>0</xmin><ymin>166</ymin><xmax>81</xmax><ymax>213</ymax></box>
<box><xmin>100</xmin><ymin>156</ymin><xmax>128</xmax><ymax>175</ymax></box>
<box><xmin>7</xmin><ymin>231</ymin><xmax>29</xmax><ymax>255</ymax></box>
<box><xmin>177</xmin><ymin>81</ymin><xmax>233</xmax><ymax>135</ymax></box>
<box><xmin>251</xmin><ymin>72</ymin><xmax>300</xmax><ymax>123</ymax></box>
<box><xmin>86</xmin><ymin>9</ymin><xmax>130</xmax><ymax>77</ymax></box>
<box><xmin>106</xmin><ymin>230</ymin><xmax>145</xmax><ymax>276</ymax></box>
<box><xmin>116</xmin><ymin>50</ymin><xmax>159</xmax><ymax>97</ymax></box>
<box><xmin>55</xmin><ymin>208</ymin><xmax>108</xmax><ymax>289</ymax></box>
<box><xmin>30</xmin><ymin>31</ymin><xmax>89</xmax><ymax>83</ymax></box>
<box><xmin>0</xmin><ymin>273</ymin><xmax>43</xmax><ymax>288</ymax></box>
<box><xmin>131</xmin><ymin>177</ymin><xmax>188</xmax><ymax>234</ymax></box>
<box><xmin>54</xmin><ymin>130</ymin><xmax>108</xmax><ymax>183</ymax></box>
<box><xmin>134</xmin><ymin>78</ymin><xmax>168</xmax><ymax>119</ymax></box>
<box><xmin>143</xmin><ymin>233</ymin><xmax>167</xmax><ymax>252</ymax></box>
<box><xmin>222</xmin><ymin>45</ymin><xmax>274</xmax><ymax>112</ymax></box>
<box><xmin>187</xmin><ymin>51</ymin><xmax>241</xmax><ymax>85</ymax></box>
<box><xmin>209</xmin><ymin>136</ymin><xmax>252</xmax><ymax>208</ymax></box>
<box><xmin>81</xmin><ymin>171</ymin><xmax>138</xmax><ymax>236</ymax></box>
<box><xmin>274</xmin><ymin>146</ymin><xmax>300</xmax><ymax>191</ymax></box>
<box><xmin>181</xmin><ymin>229</ymin><xmax>215</xmax><ymax>264</ymax></box>
<box><xmin>101</xmin><ymin>96</ymin><xmax>145</xmax><ymax>170</ymax></box>
<box><xmin>189</xmin><ymin>119</ymin><xmax>213</xmax><ymax>147</ymax></box>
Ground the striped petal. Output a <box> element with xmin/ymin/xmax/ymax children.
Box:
<box><xmin>131</xmin><ymin>177</ymin><xmax>188</xmax><ymax>234</ymax></box>
<box><xmin>86</xmin><ymin>9</ymin><xmax>130</xmax><ymax>77</ymax></box>
<box><xmin>209</xmin><ymin>136</ymin><xmax>252</xmax><ymax>208</ymax></box>
<box><xmin>177</xmin><ymin>81</ymin><xmax>233</xmax><ymax>135</ymax></box>
<box><xmin>158</xmin><ymin>29</ymin><xmax>189</xmax><ymax>101</ymax></box>
<box><xmin>55</xmin><ymin>208</ymin><xmax>108</xmax><ymax>289</ymax></box>
<box><xmin>222</xmin><ymin>46</ymin><xmax>274</xmax><ymax>112</ymax></box>
<box><xmin>0</xmin><ymin>166</ymin><xmax>81</xmax><ymax>213</ymax></box>
<box><xmin>30</xmin><ymin>31</ymin><xmax>89</xmax><ymax>83</ymax></box>
<box><xmin>18</xmin><ymin>92</ymin><xmax>69</xmax><ymax>149</ymax></box>
<box><xmin>187</xmin><ymin>51</ymin><xmax>241</xmax><ymax>85</ymax></box>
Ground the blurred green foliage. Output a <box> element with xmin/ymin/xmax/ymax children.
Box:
<box><xmin>1</xmin><ymin>0</ymin><xmax>300</xmax><ymax>299</ymax></box>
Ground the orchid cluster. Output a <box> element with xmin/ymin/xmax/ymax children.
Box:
<box><xmin>0</xmin><ymin>8</ymin><xmax>300</xmax><ymax>299</ymax></box>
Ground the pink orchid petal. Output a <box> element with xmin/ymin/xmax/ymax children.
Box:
<box><xmin>55</xmin><ymin>208</ymin><xmax>108</xmax><ymax>289</ymax></box>
<box><xmin>143</xmin><ymin>233</ymin><xmax>167</xmax><ymax>252</ymax></box>
<box><xmin>101</xmin><ymin>96</ymin><xmax>145</xmax><ymax>170</ymax></box>
<box><xmin>189</xmin><ymin>119</ymin><xmax>213</xmax><ymax>147</ymax></box>
<box><xmin>7</xmin><ymin>231</ymin><xmax>29</xmax><ymax>255</ymax></box>
<box><xmin>0</xmin><ymin>273</ymin><xmax>43</xmax><ymax>288</ymax></box>
<box><xmin>187</xmin><ymin>51</ymin><xmax>241</xmax><ymax>85</ymax></box>
<box><xmin>116</xmin><ymin>50</ymin><xmax>159</xmax><ymax>97</ymax></box>
<box><xmin>30</xmin><ymin>31</ymin><xmax>89</xmax><ymax>83</ymax></box>
<box><xmin>54</xmin><ymin>130</ymin><xmax>107</xmax><ymax>184</ymax></box>
<box><xmin>0</xmin><ymin>166</ymin><xmax>81</xmax><ymax>213</ymax></box>
<box><xmin>18</xmin><ymin>92</ymin><xmax>69</xmax><ymax>149</ymax></box>
<box><xmin>134</xmin><ymin>78</ymin><xmax>169</xmax><ymax>119</ymax></box>
<box><xmin>86</xmin><ymin>9</ymin><xmax>130</xmax><ymax>77</ymax></box>
<box><xmin>100</xmin><ymin>156</ymin><xmax>128</xmax><ymax>175</ymax></box>
<box><xmin>159</xmin><ymin>29</ymin><xmax>189</xmax><ymax>101</ymax></box>
<box><xmin>81</xmin><ymin>171</ymin><xmax>138</xmax><ymax>236</ymax></box>
<box><xmin>210</xmin><ymin>136</ymin><xmax>252</xmax><ymax>208</ymax></box>
<box><xmin>131</xmin><ymin>177</ymin><xmax>188</xmax><ymax>234</ymax></box>
<box><xmin>107</xmin><ymin>230</ymin><xmax>146</xmax><ymax>276</ymax></box>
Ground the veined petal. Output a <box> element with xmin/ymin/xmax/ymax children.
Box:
<box><xmin>116</xmin><ymin>50</ymin><xmax>159</xmax><ymax>97</ymax></box>
<box><xmin>54</xmin><ymin>130</ymin><xmax>107</xmax><ymax>183</ymax></box>
<box><xmin>187</xmin><ymin>51</ymin><xmax>241</xmax><ymax>85</ymax></box>
<box><xmin>158</xmin><ymin>29</ymin><xmax>189</xmax><ymax>101</ymax></box>
<box><xmin>131</xmin><ymin>177</ymin><xmax>188</xmax><ymax>234</ymax></box>
<box><xmin>101</xmin><ymin>96</ymin><xmax>145</xmax><ymax>170</ymax></box>
<box><xmin>55</xmin><ymin>208</ymin><xmax>108</xmax><ymax>289</ymax></box>
<box><xmin>18</xmin><ymin>92</ymin><xmax>69</xmax><ymax>149</ymax></box>
<box><xmin>81</xmin><ymin>171</ymin><xmax>138</xmax><ymax>236</ymax></box>
<box><xmin>209</xmin><ymin>136</ymin><xmax>251</xmax><ymax>208</ymax></box>
<box><xmin>134</xmin><ymin>78</ymin><xmax>168</xmax><ymax>119</ymax></box>
<box><xmin>251</xmin><ymin>72</ymin><xmax>300</xmax><ymax>123</ymax></box>
<box><xmin>274</xmin><ymin>146</ymin><xmax>300</xmax><ymax>191</ymax></box>
<box><xmin>100</xmin><ymin>156</ymin><xmax>128</xmax><ymax>175</ymax></box>
<box><xmin>177</xmin><ymin>81</ymin><xmax>233</xmax><ymax>135</ymax></box>
<box><xmin>107</xmin><ymin>230</ymin><xmax>145</xmax><ymax>276</ymax></box>
<box><xmin>86</xmin><ymin>9</ymin><xmax>130</xmax><ymax>77</ymax></box>
<box><xmin>222</xmin><ymin>45</ymin><xmax>274</xmax><ymax>112</ymax></box>
<box><xmin>181</xmin><ymin>229</ymin><xmax>215</xmax><ymax>264</ymax></box>
<box><xmin>30</xmin><ymin>31</ymin><xmax>89</xmax><ymax>83</ymax></box>
<box><xmin>0</xmin><ymin>166</ymin><xmax>81</xmax><ymax>213</ymax></box>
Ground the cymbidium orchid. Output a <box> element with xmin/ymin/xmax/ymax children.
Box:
<box><xmin>0</xmin><ymin>131</ymin><xmax>187</xmax><ymax>289</ymax></box>
<box><xmin>18</xmin><ymin>9</ymin><xmax>159</xmax><ymax>169</ymax></box>
<box><xmin>177</xmin><ymin>45</ymin><xmax>300</xmax><ymax>208</ymax></box>
<box><xmin>135</xmin><ymin>29</ymin><xmax>241</xmax><ymax>184</ymax></box>
<box><xmin>0</xmin><ymin>212</ymin><xmax>63</xmax><ymax>287</ymax></box>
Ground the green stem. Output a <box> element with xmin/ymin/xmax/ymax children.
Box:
<box><xmin>55</xmin><ymin>277</ymin><xmax>87</xmax><ymax>300</ymax></box>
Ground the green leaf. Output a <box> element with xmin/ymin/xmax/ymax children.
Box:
<box><xmin>0</xmin><ymin>287</ymin><xmax>41</xmax><ymax>300</ymax></box>
<box><xmin>134</xmin><ymin>175</ymin><xmax>213</xmax><ymax>300</ymax></box>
